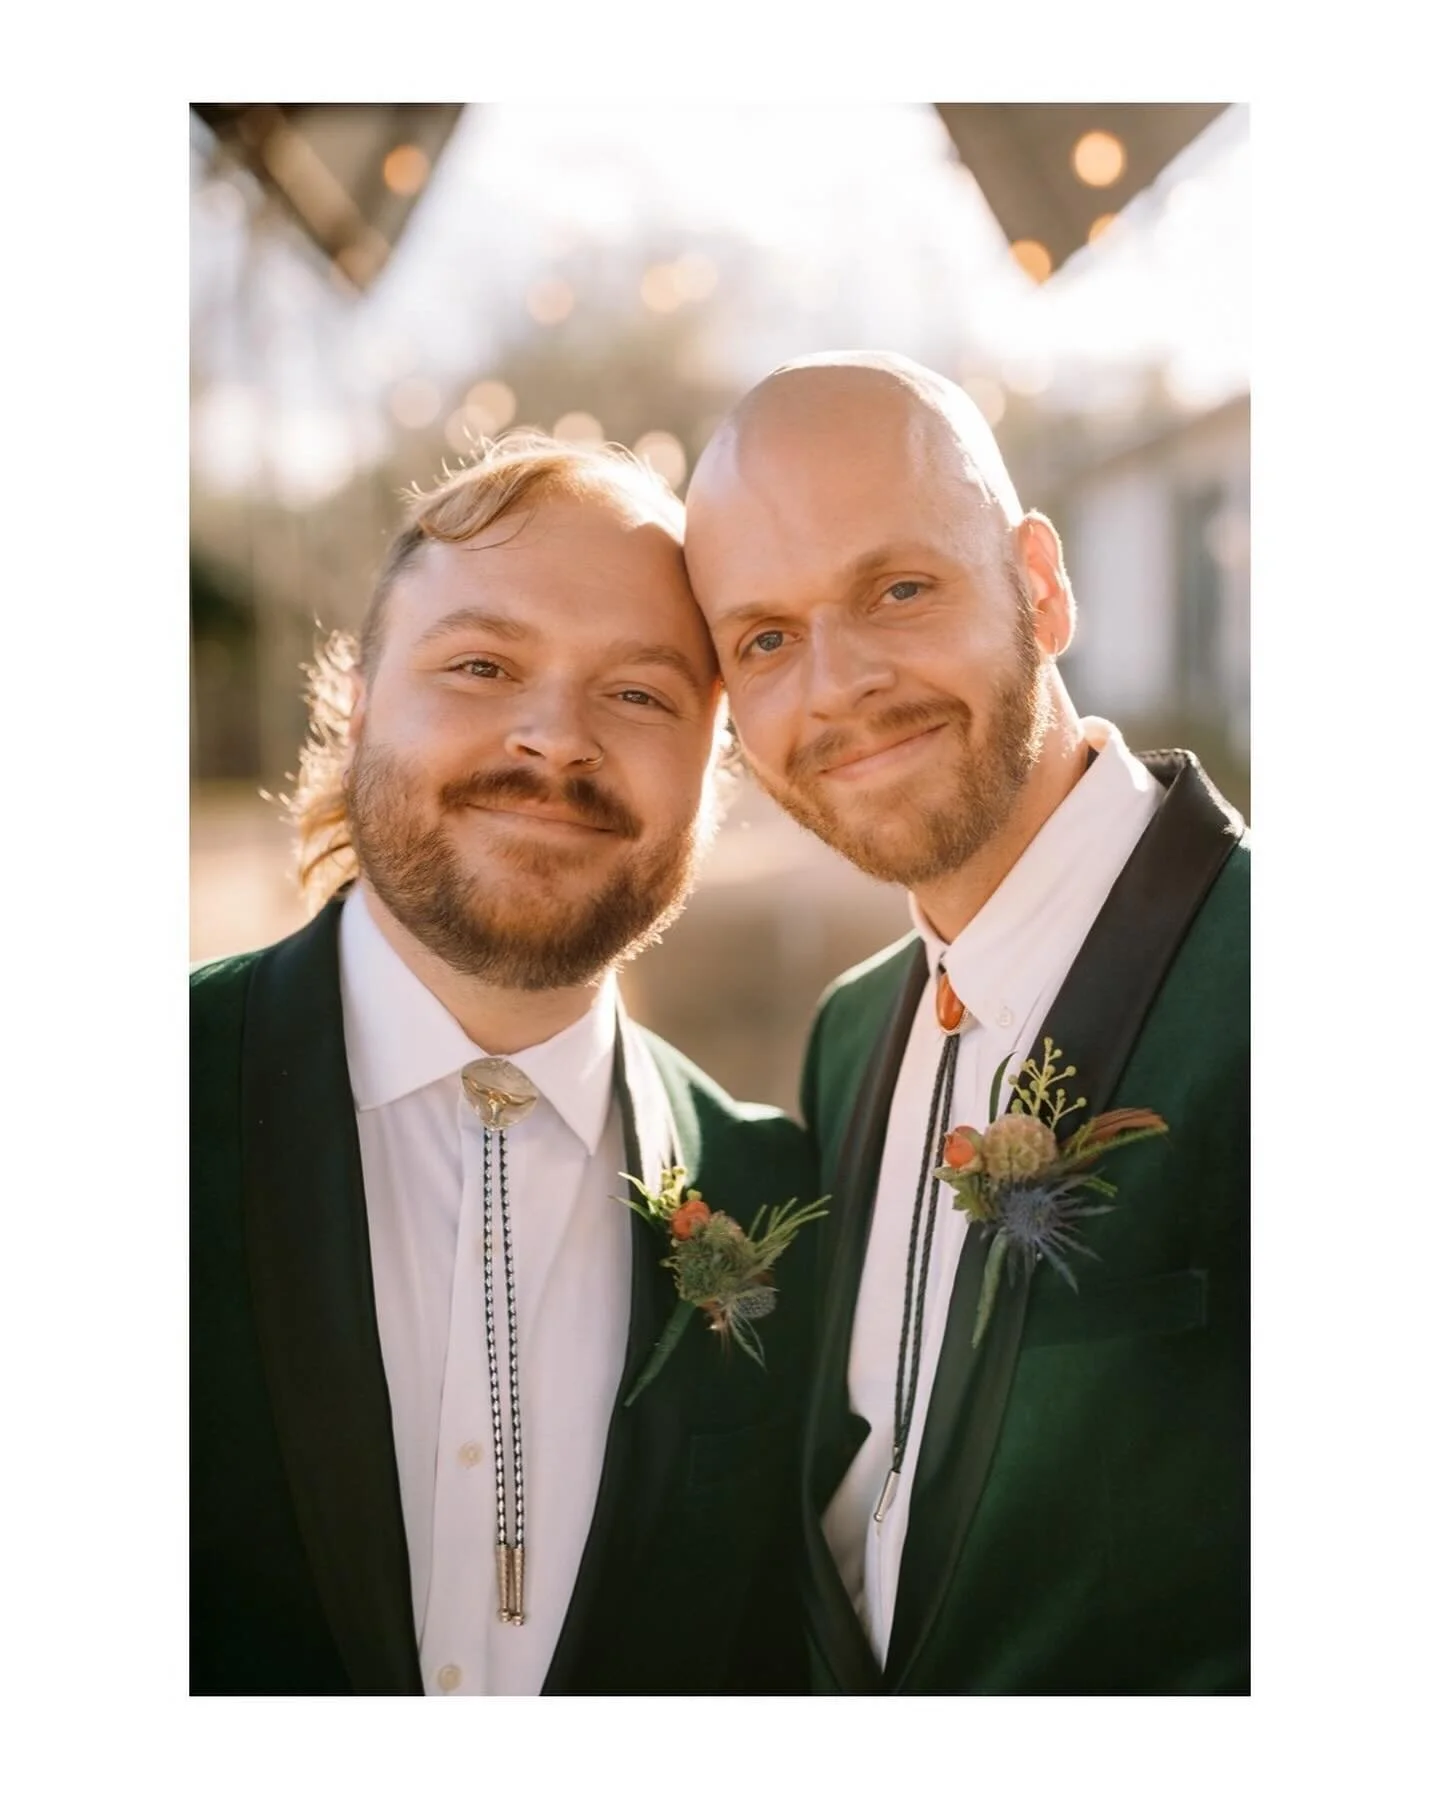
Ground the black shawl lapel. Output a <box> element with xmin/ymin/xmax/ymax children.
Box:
<box><xmin>540</xmin><ymin>1008</ymin><xmax>685</xmax><ymax>1693</ymax></box>
<box><xmin>884</xmin><ymin>751</ymin><xmax>1244</xmax><ymax>1687</ymax></box>
<box><xmin>799</xmin><ymin>939</ymin><xmax>928</xmax><ymax>1696</ymax></box>
<box><xmin>240</xmin><ymin>898</ymin><xmax>423</xmax><ymax>1695</ymax></box>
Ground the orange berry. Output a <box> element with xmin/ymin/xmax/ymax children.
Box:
<box><xmin>942</xmin><ymin>1126</ymin><xmax>984</xmax><ymax>1171</ymax></box>
<box><xmin>670</xmin><ymin>1198</ymin><xmax>712</xmax><ymax>1240</ymax></box>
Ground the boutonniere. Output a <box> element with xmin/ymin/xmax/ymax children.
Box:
<box><xmin>934</xmin><ymin>1037</ymin><xmax>1168</xmax><ymax>1348</ymax></box>
<box><xmin>617</xmin><ymin>1164</ymin><xmax>829</xmax><ymax>1407</ymax></box>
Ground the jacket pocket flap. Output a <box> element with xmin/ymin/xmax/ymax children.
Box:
<box><xmin>686</xmin><ymin>1414</ymin><xmax>791</xmax><ymax>1488</ymax></box>
<box><xmin>1024</xmin><ymin>1268</ymin><xmax>1207</xmax><ymax>1350</ymax></box>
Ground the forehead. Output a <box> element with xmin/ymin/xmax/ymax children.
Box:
<box><xmin>686</xmin><ymin>401</ymin><xmax>1003</xmax><ymax>600</ymax></box>
<box><xmin>387</xmin><ymin>495</ymin><xmax>706</xmax><ymax>647</ymax></box>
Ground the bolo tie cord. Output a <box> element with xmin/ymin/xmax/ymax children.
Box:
<box><xmin>874</xmin><ymin>966</ymin><xmax>963</xmax><ymax>1526</ymax></box>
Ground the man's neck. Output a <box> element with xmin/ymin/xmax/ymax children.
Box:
<box><xmin>356</xmin><ymin>882</ymin><xmax>600</xmax><ymax>1055</ymax></box>
<box><xmin>910</xmin><ymin>704</ymin><xmax>1091</xmax><ymax>943</ymax></box>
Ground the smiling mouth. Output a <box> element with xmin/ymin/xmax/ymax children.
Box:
<box><xmin>463</xmin><ymin>802</ymin><xmax>615</xmax><ymax>835</ymax></box>
<box><xmin>819</xmin><ymin>723</ymin><xmax>948</xmax><ymax>782</ymax></box>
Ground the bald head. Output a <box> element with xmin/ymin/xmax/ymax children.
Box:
<box><xmin>680</xmin><ymin>350</ymin><xmax>1081</xmax><ymax>903</ymax></box>
<box><xmin>688</xmin><ymin>350</ymin><xmax>1022</xmax><ymax>541</ymax></box>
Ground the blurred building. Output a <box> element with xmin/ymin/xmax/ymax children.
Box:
<box><xmin>1030</xmin><ymin>390</ymin><xmax>1251</xmax><ymax>807</ymax></box>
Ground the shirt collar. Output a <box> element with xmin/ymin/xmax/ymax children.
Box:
<box><xmin>907</xmin><ymin>718</ymin><xmax>1162</xmax><ymax>1033</ymax></box>
<box><xmin>338</xmin><ymin>886</ymin><xmax>617</xmax><ymax>1155</ymax></box>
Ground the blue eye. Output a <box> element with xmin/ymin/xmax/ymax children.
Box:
<box><xmin>885</xmin><ymin>581</ymin><xmax>923</xmax><ymax>602</ymax></box>
<box><xmin>746</xmin><ymin>629</ymin><xmax>787</xmax><ymax>657</ymax></box>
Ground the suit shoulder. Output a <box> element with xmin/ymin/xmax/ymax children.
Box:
<box><xmin>1217</xmin><ymin>831</ymin><xmax>1250</xmax><ymax>898</ymax></box>
<box><xmin>1186</xmin><ymin>833</ymin><xmax>1250</xmax><ymax>963</ymax></box>
<box><xmin>639</xmin><ymin>1026</ymin><xmax>797</xmax><ymax>1133</ymax></box>
<box><xmin>813</xmin><ymin>932</ymin><xmax>919</xmax><ymax>1038</ymax></box>
<box><xmin>190</xmin><ymin>945</ymin><xmax>264</xmax><ymax>990</ymax></box>
<box><xmin>190</xmin><ymin>945</ymin><xmax>265</xmax><ymax>1031</ymax></box>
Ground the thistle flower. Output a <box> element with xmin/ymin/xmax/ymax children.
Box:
<box><xmin>992</xmin><ymin>1168</ymin><xmax>1112</xmax><ymax>1291</ymax></box>
<box><xmin>671</xmin><ymin>1213</ymin><xmax>755</xmax><ymax>1306</ymax></box>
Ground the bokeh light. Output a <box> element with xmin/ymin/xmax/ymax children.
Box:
<box><xmin>959</xmin><ymin>375</ymin><xmax>1006</xmax><ymax>428</ymax></box>
<box><xmin>1072</xmin><ymin>131</ymin><xmax>1126</xmax><ymax>188</ymax></box>
<box><xmin>383</xmin><ymin>144</ymin><xmax>430</xmax><ymax>197</ymax></box>
<box><xmin>553</xmin><ymin>410</ymin><xmax>605</xmax><ymax>443</ymax></box>
<box><xmin>640</xmin><ymin>265</ymin><xmax>684</xmax><ymax>312</ymax></box>
<box><xmin>526</xmin><ymin>278</ymin><xmax>575</xmax><ymax>325</ymax></box>
<box><xmin>1009</xmin><ymin>239</ymin><xmax>1053</xmax><ymax>283</ymax></box>
<box><xmin>389</xmin><ymin>377</ymin><xmax>442</xmax><ymax>430</ymax></box>
<box><xmin>634</xmin><ymin>430</ymin><xmax>687</xmax><ymax>488</ymax></box>
<box><xmin>465</xmin><ymin>380</ymin><xmax>518</xmax><ymax>434</ymax></box>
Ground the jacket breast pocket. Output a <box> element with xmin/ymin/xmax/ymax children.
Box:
<box><xmin>684</xmin><ymin>1414</ymin><xmax>792</xmax><ymax>1496</ymax></box>
<box><xmin>1023</xmin><ymin>1268</ymin><xmax>1208</xmax><ymax>1351</ymax></box>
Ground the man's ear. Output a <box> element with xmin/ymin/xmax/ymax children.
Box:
<box><xmin>1015</xmin><ymin>512</ymin><xmax>1075</xmax><ymax>659</ymax></box>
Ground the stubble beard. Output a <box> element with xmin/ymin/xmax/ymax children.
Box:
<box><xmin>749</xmin><ymin>605</ymin><xmax>1049</xmax><ymax>887</ymax></box>
<box><xmin>345</xmin><ymin>745</ymin><xmax>708</xmax><ymax>990</ymax></box>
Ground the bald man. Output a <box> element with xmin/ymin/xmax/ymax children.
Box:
<box><xmin>685</xmin><ymin>352</ymin><xmax>1248</xmax><ymax>1695</ymax></box>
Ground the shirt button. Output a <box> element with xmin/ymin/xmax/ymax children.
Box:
<box><xmin>437</xmin><ymin>1663</ymin><xmax>462</xmax><ymax>1693</ymax></box>
<box><xmin>458</xmin><ymin>1441</ymin><xmax>484</xmax><ymax>1468</ymax></box>
<box><xmin>997</xmin><ymin>1005</ymin><xmax>1014</xmax><ymax>1028</ymax></box>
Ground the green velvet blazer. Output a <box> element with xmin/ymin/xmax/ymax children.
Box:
<box><xmin>797</xmin><ymin>752</ymin><xmax>1249</xmax><ymax>1694</ymax></box>
<box><xmin>191</xmin><ymin>897</ymin><xmax>820</xmax><ymax>1695</ymax></box>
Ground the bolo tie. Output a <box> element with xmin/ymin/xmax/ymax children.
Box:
<box><xmin>461</xmin><ymin>1055</ymin><xmax>541</xmax><ymax>1625</ymax></box>
<box><xmin>873</xmin><ymin>962</ymin><xmax>966</xmax><ymax>1526</ymax></box>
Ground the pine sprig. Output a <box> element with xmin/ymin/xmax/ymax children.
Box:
<box><xmin>744</xmin><ymin>1197</ymin><xmax>833</xmax><ymax>1272</ymax></box>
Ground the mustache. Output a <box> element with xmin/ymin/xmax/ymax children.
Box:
<box><xmin>439</xmin><ymin>765</ymin><xmax>644</xmax><ymax>839</ymax></box>
<box><xmin>784</xmin><ymin>698</ymin><xmax>972</xmax><ymax>782</ymax></box>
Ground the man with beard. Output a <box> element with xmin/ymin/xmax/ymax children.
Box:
<box><xmin>191</xmin><ymin>435</ymin><xmax>821</xmax><ymax>1696</ymax></box>
<box><xmin>683</xmin><ymin>352</ymin><xmax>1249</xmax><ymax>1695</ymax></box>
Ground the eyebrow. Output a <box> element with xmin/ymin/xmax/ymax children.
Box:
<box><xmin>712</xmin><ymin>542</ymin><xmax>945</xmax><ymax>636</ymax></box>
<box><xmin>605</xmin><ymin>639</ymin><xmax>712</xmax><ymax>700</ymax></box>
<box><xmin>411</xmin><ymin>607</ymin><xmax>530</xmax><ymax>650</ymax></box>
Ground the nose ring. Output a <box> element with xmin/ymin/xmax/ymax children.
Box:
<box><xmin>575</xmin><ymin>749</ymin><xmax>605</xmax><ymax>769</ymax></box>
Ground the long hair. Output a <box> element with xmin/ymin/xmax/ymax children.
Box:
<box><xmin>285</xmin><ymin>432</ymin><xmax>688</xmax><ymax>912</ymax></box>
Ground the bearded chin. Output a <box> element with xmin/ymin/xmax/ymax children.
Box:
<box><xmin>345</xmin><ymin>746</ymin><xmax>703</xmax><ymax>990</ymax></box>
<box><xmin>755</xmin><ymin>650</ymin><xmax>1048</xmax><ymax>889</ymax></box>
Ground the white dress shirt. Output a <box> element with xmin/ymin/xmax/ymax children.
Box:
<box><xmin>821</xmin><ymin>719</ymin><xmax>1164</xmax><ymax>1667</ymax></box>
<box><xmin>338</xmin><ymin>887</ymin><xmax>632</xmax><ymax>1696</ymax></box>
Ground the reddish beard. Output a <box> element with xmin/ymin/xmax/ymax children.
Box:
<box><xmin>750</xmin><ymin>617</ymin><xmax>1046</xmax><ymax>886</ymax></box>
<box><xmin>345</xmin><ymin>748</ymin><xmax>700</xmax><ymax>989</ymax></box>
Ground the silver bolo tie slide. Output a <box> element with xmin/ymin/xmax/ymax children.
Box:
<box><xmin>461</xmin><ymin>1056</ymin><xmax>541</xmax><ymax>1625</ymax></box>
